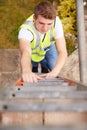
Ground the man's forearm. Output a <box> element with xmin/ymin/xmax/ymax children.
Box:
<box><xmin>52</xmin><ymin>51</ymin><xmax>67</xmax><ymax>75</ymax></box>
<box><xmin>21</xmin><ymin>51</ymin><xmax>32</xmax><ymax>73</ymax></box>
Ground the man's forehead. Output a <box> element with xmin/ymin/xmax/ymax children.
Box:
<box><xmin>36</xmin><ymin>15</ymin><xmax>54</xmax><ymax>23</ymax></box>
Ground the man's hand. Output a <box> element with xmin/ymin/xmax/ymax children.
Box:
<box><xmin>22</xmin><ymin>72</ymin><xmax>43</xmax><ymax>83</ymax></box>
<box><xmin>40</xmin><ymin>71</ymin><xmax>58</xmax><ymax>79</ymax></box>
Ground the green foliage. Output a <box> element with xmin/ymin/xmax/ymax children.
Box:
<box><xmin>57</xmin><ymin>0</ymin><xmax>77</xmax><ymax>35</ymax></box>
<box><xmin>65</xmin><ymin>34</ymin><xmax>77</xmax><ymax>55</ymax></box>
<box><xmin>57</xmin><ymin>0</ymin><xmax>77</xmax><ymax>54</ymax></box>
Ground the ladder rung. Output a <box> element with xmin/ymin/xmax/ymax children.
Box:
<box><xmin>0</xmin><ymin>125</ymin><xmax>87</xmax><ymax>130</ymax></box>
<box><xmin>0</xmin><ymin>100</ymin><xmax>87</xmax><ymax>112</ymax></box>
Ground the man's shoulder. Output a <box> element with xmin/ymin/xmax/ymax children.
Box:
<box><xmin>55</xmin><ymin>16</ymin><xmax>61</xmax><ymax>21</ymax></box>
<box><xmin>26</xmin><ymin>14</ymin><xmax>34</xmax><ymax>21</ymax></box>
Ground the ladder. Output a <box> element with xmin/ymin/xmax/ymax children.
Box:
<box><xmin>0</xmin><ymin>77</ymin><xmax>87</xmax><ymax>130</ymax></box>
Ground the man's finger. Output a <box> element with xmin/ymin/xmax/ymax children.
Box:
<box><xmin>39</xmin><ymin>74</ymin><xmax>47</xmax><ymax>77</ymax></box>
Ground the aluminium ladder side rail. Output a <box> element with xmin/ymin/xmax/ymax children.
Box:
<box><xmin>76</xmin><ymin>0</ymin><xmax>87</xmax><ymax>84</ymax></box>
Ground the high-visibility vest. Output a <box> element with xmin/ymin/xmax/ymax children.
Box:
<box><xmin>20</xmin><ymin>14</ymin><xmax>55</xmax><ymax>62</ymax></box>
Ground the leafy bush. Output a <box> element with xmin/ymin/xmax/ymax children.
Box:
<box><xmin>58</xmin><ymin>0</ymin><xmax>77</xmax><ymax>35</ymax></box>
<box><xmin>65</xmin><ymin>33</ymin><xmax>78</xmax><ymax>55</ymax></box>
<box><xmin>57</xmin><ymin>0</ymin><xmax>77</xmax><ymax>54</ymax></box>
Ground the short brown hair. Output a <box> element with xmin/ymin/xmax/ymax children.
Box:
<box><xmin>34</xmin><ymin>1</ymin><xmax>56</xmax><ymax>20</ymax></box>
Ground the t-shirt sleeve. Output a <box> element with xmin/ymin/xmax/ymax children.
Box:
<box><xmin>18</xmin><ymin>28</ymin><xmax>33</xmax><ymax>42</ymax></box>
<box><xmin>54</xmin><ymin>16</ymin><xmax>64</xmax><ymax>39</ymax></box>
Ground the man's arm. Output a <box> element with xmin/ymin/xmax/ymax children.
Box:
<box><xmin>52</xmin><ymin>37</ymin><xmax>67</xmax><ymax>74</ymax></box>
<box><xmin>19</xmin><ymin>38</ymin><xmax>42</xmax><ymax>82</ymax></box>
<box><xmin>41</xmin><ymin>36</ymin><xmax>67</xmax><ymax>78</ymax></box>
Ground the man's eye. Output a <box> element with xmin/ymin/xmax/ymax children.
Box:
<box><xmin>39</xmin><ymin>22</ymin><xmax>44</xmax><ymax>25</ymax></box>
<box><xmin>48</xmin><ymin>23</ymin><xmax>52</xmax><ymax>25</ymax></box>
<box><xmin>39</xmin><ymin>22</ymin><xmax>52</xmax><ymax>25</ymax></box>
<box><xmin>40</xmin><ymin>23</ymin><xmax>44</xmax><ymax>25</ymax></box>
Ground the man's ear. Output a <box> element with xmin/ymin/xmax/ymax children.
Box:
<box><xmin>33</xmin><ymin>15</ymin><xmax>36</xmax><ymax>21</ymax></box>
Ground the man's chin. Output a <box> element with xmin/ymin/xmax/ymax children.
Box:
<box><xmin>40</xmin><ymin>31</ymin><xmax>46</xmax><ymax>34</ymax></box>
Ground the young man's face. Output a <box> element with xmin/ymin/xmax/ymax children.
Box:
<box><xmin>34</xmin><ymin>15</ymin><xmax>54</xmax><ymax>34</ymax></box>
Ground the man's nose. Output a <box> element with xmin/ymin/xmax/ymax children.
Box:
<box><xmin>43</xmin><ymin>25</ymin><xmax>49</xmax><ymax>31</ymax></box>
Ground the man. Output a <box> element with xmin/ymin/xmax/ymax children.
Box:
<box><xmin>18</xmin><ymin>1</ymin><xmax>67</xmax><ymax>82</ymax></box>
